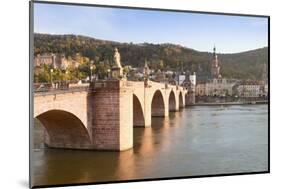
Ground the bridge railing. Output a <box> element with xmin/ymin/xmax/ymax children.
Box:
<box><xmin>33</xmin><ymin>80</ymin><xmax>187</xmax><ymax>96</ymax></box>
<box><xmin>34</xmin><ymin>83</ymin><xmax>91</xmax><ymax>96</ymax></box>
<box><xmin>93</xmin><ymin>80</ymin><xmax>142</xmax><ymax>89</ymax></box>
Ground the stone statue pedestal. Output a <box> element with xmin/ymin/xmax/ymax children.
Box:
<box><xmin>111</xmin><ymin>66</ymin><xmax>123</xmax><ymax>80</ymax></box>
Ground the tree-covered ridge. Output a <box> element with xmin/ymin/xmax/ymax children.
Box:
<box><xmin>34</xmin><ymin>33</ymin><xmax>268</xmax><ymax>80</ymax></box>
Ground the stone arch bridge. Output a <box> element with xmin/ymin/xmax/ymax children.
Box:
<box><xmin>34</xmin><ymin>80</ymin><xmax>187</xmax><ymax>151</ymax></box>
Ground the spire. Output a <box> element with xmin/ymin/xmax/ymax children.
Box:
<box><xmin>213</xmin><ymin>44</ymin><xmax>216</xmax><ymax>55</ymax></box>
<box><xmin>211</xmin><ymin>45</ymin><xmax>220</xmax><ymax>79</ymax></box>
<box><xmin>144</xmin><ymin>59</ymin><xmax>150</xmax><ymax>77</ymax></box>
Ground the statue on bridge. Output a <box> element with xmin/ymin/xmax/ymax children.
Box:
<box><xmin>111</xmin><ymin>48</ymin><xmax>124</xmax><ymax>79</ymax></box>
<box><xmin>114</xmin><ymin>48</ymin><xmax>122</xmax><ymax>68</ymax></box>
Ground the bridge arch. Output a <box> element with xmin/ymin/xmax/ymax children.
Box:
<box><xmin>36</xmin><ymin>109</ymin><xmax>91</xmax><ymax>149</ymax></box>
<box><xmin>151</xmin><ymin>90</ymin><xmax>165</xmax><ymax>117</ymax></box>
<box><xmin>133</xmin><ymin>94</ymin><xmax>145</xmax><ymax>126</ymax></box>
<box><xmin>169</xmin><ymin>90</ymin><xmax>177</xmax><ymax>111</ymax></box>
<box><xmin>179</xmin><ymin>92</ymin><xmax>184</xmax><ymax>108</ymax></box>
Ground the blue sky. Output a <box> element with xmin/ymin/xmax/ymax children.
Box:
<box><xmin>34</xmin><ymin>3</ymin><xmax>268</xmax><ymax>53</ymax></box>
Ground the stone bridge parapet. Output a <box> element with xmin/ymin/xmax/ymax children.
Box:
<box><xmin>33</xmin><ymin>80</ymin><xmax>187</xmax><ymax>151</ymax></box>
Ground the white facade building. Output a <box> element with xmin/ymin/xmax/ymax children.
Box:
<box><xmin>179</xmin><ymin>75</ymin><xmax>186</xmax><ymax>85</ymax></box>
<box><xmin>205</xmin><ymin>78</ymin><xmax>236</xmax><ymax>96</ymax></box>
<box><xmin>237</xmin><ymin>84</ymin><xmax>261</xmax><ymax>97</ymax></box>
<box><xmin>196</xmin><ymin>82</ymin><xmax>206</xmax><ymax>96</ymax></box>
<box><xmin>264</xmin><ymin>84</ymin><xmax>268</xmax><ymax>96</ymax></box>
<box><xmin>189</xmin><ymin>72</ymin><xmax>196</xmax><ymax>92</ymax></box>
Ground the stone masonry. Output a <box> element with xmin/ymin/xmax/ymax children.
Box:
<box><xmin>34</xmin><ymin>80</ymin><xmax>187</xmax><ymax>151</ymax></box>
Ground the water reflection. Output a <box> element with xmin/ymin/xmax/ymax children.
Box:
<box><xmin>32</xmin><ymin>105</ymin><xmax>268</xmax><ymax>186</ymax></box>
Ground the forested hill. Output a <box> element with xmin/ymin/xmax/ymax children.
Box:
<box><xmin>34</xmin><ymin>33</ymin><xmax>268</xmax><ymax>80</ymax></box>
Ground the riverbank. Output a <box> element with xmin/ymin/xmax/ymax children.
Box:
<box><xmin>190</xmin><ymin>100</ymin><xmax>268</xmax><ymax>106</ymax></box>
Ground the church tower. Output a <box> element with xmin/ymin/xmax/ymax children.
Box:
<box><xmin>211</xmin><ymin>45</ymin><xmax>221</xmax><ymax>79</ymax></box>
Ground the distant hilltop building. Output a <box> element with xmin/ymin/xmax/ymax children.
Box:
<box><xmin>210</xmin><ymin>46</ymin><xmax>221</xmax><ymax>79</ymax></box>
<box><xmin>34</xmin><ymin>53</ymin><xmax>69</xmax><ymax>70</ymax></box>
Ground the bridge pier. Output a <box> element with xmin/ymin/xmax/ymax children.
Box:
<box><xmin>34</xmin><ymin>80</ymin><xmax>188</xmax><ymax>151</ymax></box>
<box><xmin>164</xmin><ymin>97</ymin><xmax>170</xmax><ymax>116</ymax></box>
<box><xmin>143</xmin><ymin>91</ymin><xmax>153</xmax><ymax>127</ymax></box>
<box><xmin>92</xmin><ymin>80</ymin><xmax>133</xmax><ymax>151</ymax></box>
<box><xmin>186</xmin><ymin>91</ymin><xmax>195</xmax><ymax>105</ymax></box>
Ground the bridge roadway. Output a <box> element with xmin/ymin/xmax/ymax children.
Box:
<box><xmin>33</xmin><ymin>80</ymin><xmax>188</xmax><ymax>151</ymax></box>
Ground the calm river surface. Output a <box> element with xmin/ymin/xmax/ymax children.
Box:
<box><xmin>32</xmin><ymin>105</ymin><xmax>268</xmax><ymax>186</ymax></box>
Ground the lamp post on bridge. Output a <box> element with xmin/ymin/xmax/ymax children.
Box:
<box><xmin>90</xmin><ymin>66</ymin><xmax>93</xmax><ymax>82</ymax></box>
<box><xmin>65</xmin><ymin>70</ymin><xmax>68</xmax><ymax>79</ymax></box>
<box><xmin>90</xmin><ymin>60</ymin><xmax>94</xmax><ymax>82</ymax></box>
<box><xmin>107</xmin><ymin>69</ymin><xmax>111</xmax><ymax>79</ymax></box>
<box><xmin>143</xmin><ymin>59</ymin><xmax>150</xmax><ymax>87</ymax></box>
<box><xmin>50</xmin><ymin>68</ymin><xmax>54</xmax><ymax>88</ymax></box>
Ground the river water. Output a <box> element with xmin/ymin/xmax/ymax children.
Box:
<box><xmin>32</xmin><ymin>105</ymin><xmax>268</xmax><ymax>186</ymax></box>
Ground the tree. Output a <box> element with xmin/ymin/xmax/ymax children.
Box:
<box><xmin>34</xmin><ymin>33</ymin><xmax>268</xmax><ymax>81</ymax></box>
<box><xmin>158</xmin><ymin>60</ymin><xmax>164</xmax><ymax>71</ymax></box>
<box><xmin>123</xmin><ymin>66</ymin><xmax>130</xmax><ymax>76</ymax></box>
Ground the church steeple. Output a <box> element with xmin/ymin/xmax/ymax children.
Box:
<box><xmin>211</xmin><ymin>45</ymin><xmax>221</xmax><ymax>79</ymax></box>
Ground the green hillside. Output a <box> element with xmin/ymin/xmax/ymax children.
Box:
<box><xmin>34</xmin><ymin>33</ymin><xmax>268</xmax><ymax>80</ymax></box>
